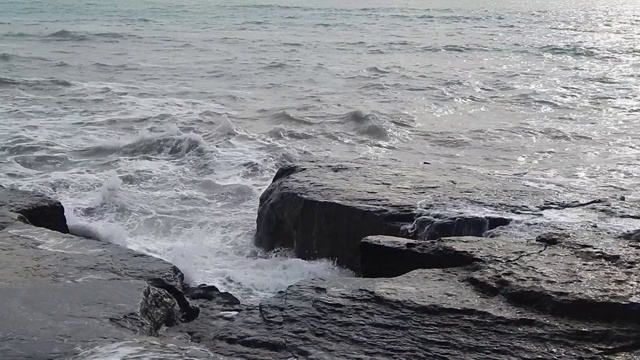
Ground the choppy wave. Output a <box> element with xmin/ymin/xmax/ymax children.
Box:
<box><xmin>0</xmin><ymin>53</ymin><xmax>50</xmax><ymax>62</ymax></box>
<box><xmin>271</xmin><ymin>111</ymin><xmax>315</xmax><ymax>125</ymax></box>
<box><xmin>263</xmin><ymin>61</ymin><xmax>294</xmax><ymax>69</ymax></box>
<box><xmin>94</xmin><ymin>32</ymin><xmax>127</xmax><ymax>39</ymax></box>
<box><xmin>539</xmin><ymin>44</ymin><xmax>600</xmax><ymax>58</ymax></box>
<box><xmin>13</xmin><ymin>154</ymin><xmax>75</xmax><ymax>172</ymax></box>
<box><xmin>366</xmin><ymin>66</ymin><xmax>391</xmax><ymax>74</ymax></box>
<box><xmin>0</xmin><ymin>76</ymin><xmax>73</xmax><ymax>88</ymax></box>
<box><xmin>75</xmin><ymin>131</ymin><xmax>207</xmax><ymax>159</ymax></box>
<box><xmin>43</xmin><ymin>29</ymin><xmax>139</xmax><ymax>42</ymax></box>
<box><xmin>267</xmin><ymin>126</ymin><xmax>315</xmax><ymax>140</ymax></box>
<box><xmin>2</xmin><ymin>32</ymin><xmax>33</xmax><ymax>38</ymax></box>
<box><xmin>93</xmin><ymin>62</ymin><xmax>140</xmax><ymax>71</ymax></box>
<box><xmin>46</xmin><ymin>29</ymin><xmax>90</xmax><ymax>41</ymax></box>
<box><xmin>340</xmin><ymin>111</ymin><xmax>391</xmax><ymax>140</ymax></box>
<box><xmin>419</xmin><ymin>44</ymin><xmax>496</xmax><ymax>53</ymax></box>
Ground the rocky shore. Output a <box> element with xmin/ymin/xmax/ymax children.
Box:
<box><xmin>0</xmin><ymin>187</ymin><xmax>238</xmax><ymax>359</ymax></box>
<box><xmin>2</xmin><ymin>161</ymin><xmax>640</xmax><ymax>359</ymax></box>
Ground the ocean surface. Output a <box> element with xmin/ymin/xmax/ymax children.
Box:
<box><xmin>1</xmin><ymin>0</ymin><xmax>640</xmax><ymax>356</ymax></box>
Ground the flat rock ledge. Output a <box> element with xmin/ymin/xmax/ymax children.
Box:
<box><xmin>237</xmin><ymin>162</ymin><xmax>640</xmax><ymax>358</ymax></box>
<box><xmin>0</xmin><ymin>187</ymin><xmax>238</xmax><ymax>359</ymax></box>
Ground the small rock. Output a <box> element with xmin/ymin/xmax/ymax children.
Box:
<box><xmin>140</xmin><ymin>286</ymin><xmax>180</xmax><ymax>336</ymax></box>
<box><xmin>186</xmin><ymin>284</ymin><xmax>241</xmax><ymax>306</ymax></box>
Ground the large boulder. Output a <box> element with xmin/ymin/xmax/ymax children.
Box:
<box><xmin>255</xmin><ymin>162</ymin><xmax>620</xmax><ymax>273</ymax></box>
<box><xmin>0</xmin><ymin>186</ymin><xmax>69</xmax><ymax>233</ymax></box>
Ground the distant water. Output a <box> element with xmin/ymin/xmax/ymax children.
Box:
<box><xmin>2</xmin><ymin>0</ymin><xmax>640</xmax><ymax>304</ymax></box>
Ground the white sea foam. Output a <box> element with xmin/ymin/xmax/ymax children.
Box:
<box><xmin>48</xmin><ymin>118</ymin><xmax>351</xmax><ymax>304</ymax></box>
<box><xmin>74</xmin><ymin>340</ymin><xmax>221</xmax><ymax>360</ymax></box>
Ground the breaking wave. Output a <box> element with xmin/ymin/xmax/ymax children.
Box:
<box><xmin>0</xmin><ymin>76</ymin><xmax>74</xmax><ymax>88</ymax></box>
<box><xmin>74</xmin><ymin>129</ymin><xmax>208</xmax><ymax>159</ymax></box>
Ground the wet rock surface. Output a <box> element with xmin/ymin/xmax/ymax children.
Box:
<box><xmin>0</xmin><ymin>221</ymin><xmax>182</xmax><ymax>358</ymax></box>
<box><xmin>197</xmin><ymin>268</ymin><xmax>639</xmax><ymax>359</ymax></box>
<box><xmin>192</xmin><ymin>234</ymin><xmax>640</xmax><ymax>359</ymax></box>
<box><xmin>238</xmin><ymin>162</ymin><xmax>640</xmax><ymax>358</ymax></box>
<box><xmin>140</xmin><ymin>286</ymin><xmax>182</xmax><ymax>336</ymax></box>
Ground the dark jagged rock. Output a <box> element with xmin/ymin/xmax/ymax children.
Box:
<box><xmin>0</xmin><ymin>210</ymin><xmax>29</xmax><ymax>231</ymax></box>
<box><xmin>235</xmin><ymin>163</ymin><xmax>640</xmax><ymax>359</ymax></box>
<box><xmin>186</xmin><ymin>284</ymin><xmax>241</xmax><ymax>306</ymax></box>
<box><xmin>254</xmin><ymin>162</ymin><xmax>604</xmax><ymax>272</ymax></box>
<box><xmin>0</xmin><ymin>187</ymin><xmax>69</xmax><ymax>233</ymax></box>
<box><xmin>365</xmin><ymin>234</ymin><xmax>640</xmax><ymax>324</ymax></box>
<box><xmin>140</xmin><ymin>286</ymin><xmax>181</xmax><ymax>336</ymax></box>
<box><xmin>4</xmin><ymin>168</ymin><xmax>640</xmax><ymax>359</ymax></box>
<box><xmin>0</xmin><ymin>189</ymin><xmax>254</xmax><ymax>358</ymax></box>
<box><xmin>147</xmin><ymin>278</ymin><xmax>200</xmax><ymax>322</ymax></box>
<box><xmin>456</xmin><ymin>236</ymin><xmax>640</xmax><ymax>324</ymax></box>
<box><xmin>172</xmin><ymin>285</ymin><xmax>246</xmax><ymax>344</ymax></box>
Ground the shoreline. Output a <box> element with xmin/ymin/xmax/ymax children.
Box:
<box><xmin>2</xmin><ymin>161</ymin><xmax>640</xmax><ymax>358</ymax></box>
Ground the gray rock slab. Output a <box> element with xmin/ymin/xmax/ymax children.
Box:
<box><xmin>360</xmin><ymin>235</ymin><xmax>640</xmax><ymax>325</ymax></box>
<box><xmin>194</xmin><ymin>268</ymin><xmax>637</xmax><ymax>359</ymax></box>
<box><xmin>0</xmin><ymin>220</ymin><xmax>189</xmax><ymax>359</ymax></box>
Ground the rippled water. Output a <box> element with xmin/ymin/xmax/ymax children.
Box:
<box><xmin>2</xmin><ymin>0</ymin><xmax>640</xmax><ymax>305</ymax></box>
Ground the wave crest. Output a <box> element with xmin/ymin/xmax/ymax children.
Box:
<box><xmin>0</xmin><ymin>76</ymin><xmax>73</xmax><ymax>88</ymax></box>
<box><xmin>44</xmin><ymin>30</ymin><xmax>138</xmax><ymax>42</ymax></box>
<box><xmin>341</xmin><ymin>111</ymin><xmax>390</xmax><ymax>140</ymax></box>
<box><xmin>75</xmin><ymin>127</ymin><xmax>208</xmax><ymax>159</ymax></box>
<box><xmin>46</xmin><ymin>29</ymin><xmax>90</xmax><ymax>41</ymax></box>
